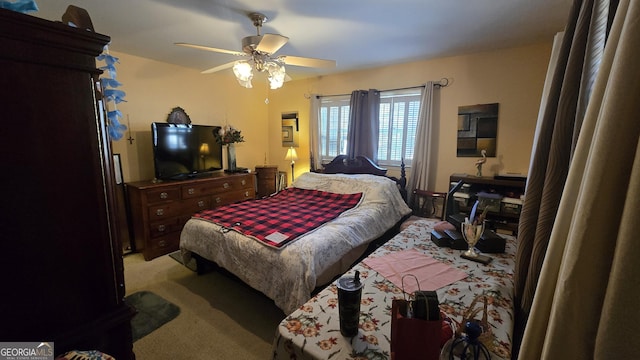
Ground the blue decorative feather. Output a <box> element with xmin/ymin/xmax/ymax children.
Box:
<box><xmin>97</xmin><ymin>45</ymin><xmax>127</xmax><ymax>140</ymax></box>
<box><xmin>107</xmin><ymin>109</ymin><xmax>123</xmax><ymax>121</ymax></box>
<box><xmin>104</xmin><ymin>89</ymin><xmax>127</xmax><ymax>103</ymax></box>
<box><xmin>469</xmin><ymin>200</ymin><xmax>480</xmax><ymax>224</ymax></box>
<box><xmin>96</xmin><ymin>53</ymin><xmax>120</xmax><ymax>65</ymax></box>
<box><xmin>0</xmin><ymin>0</ymin><xmax>38</xmax><ymax>13</ymax></box>
<box><xmin>101</xmin><ymin>78</ymin><xmax>123</xmax><ymax>88</ymax></box>
<box><xmin>99</xmin><ymin>64</ymin><xmax>117</xmax><ymax>78</ymax></box>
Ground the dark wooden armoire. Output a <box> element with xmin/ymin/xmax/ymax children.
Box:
<box><xmin>0</xmin><ymin>8</ymin><xmax>135</xmax><ymax>359</ymax></box>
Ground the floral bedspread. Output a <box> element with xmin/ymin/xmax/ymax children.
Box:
<box><xmin>271</xmin><ymin>218</ymin><xmax>515</xmax><ymax>360</ymax></box>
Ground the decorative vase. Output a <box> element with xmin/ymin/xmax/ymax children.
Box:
<box><xmin>226</xmin><ymin>143</ymin><xmax>237</xmax><ymax>172</ymax></box>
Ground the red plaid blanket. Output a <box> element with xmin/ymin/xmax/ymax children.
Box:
<box><xmin>193</xmin><ymin>187</ymin><xmax>363</xmax><ymax>248</ymax></box>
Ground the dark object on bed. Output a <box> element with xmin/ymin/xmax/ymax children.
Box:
<box><xmin>430</xmin><ymin>230</ymin><xmax>451</xmax><ymax>247</ymax></box>
<box><xmin>476</xmin><ymin>230</ymin><xmax>506</xmax><ymax>253</ymax></box>
<box><xmin>322</xmin><ymin>155</ymin><xmax>408</xmax><ymax>201</ymax></box>
<box><xmin>430</xmin><ymin>228</ymin><xmax>505</xmax><ymax>253</ymax></box>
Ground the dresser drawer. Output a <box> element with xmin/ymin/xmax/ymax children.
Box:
<box><xmin>212</xmin><ymin>188</ymin><xmax>255</xmax><ymax>207</ymax></box>
<box><xmin>145</xmin><ymin>187</ymin><xmax>181</xmax><ymax>204</ymax></box>
<box><xmin>182</xmin><ymin>176</ymin><xmax>253</xmax><ymax>198</ymax></box>
<box><xmin>146</xmin><ymin>232</ymin><xmax>180</xmax><ymax>259</ymax></box>
<box><xmin>182</xmin><ymin>181</ymin><xmax>227</xmax><ymax>198</ymax></box>
<box><xmin>233</xmin><ymin>176</ymin><xmax>252</xmax><ymax>189</ymax></box>
<box><xmin>182</xmin><ymin>196</ymin><xmax>212</xmax><ymax>215</ymax></box>
<box><xmin>148</xmin><ymin>201</ymin><xmax>182</xmax><ymax>220</ymax></box>
<box><xmin>149</xmin><ymin>217</ymin><xmax>181</xmax><ymax>238</ymax></box>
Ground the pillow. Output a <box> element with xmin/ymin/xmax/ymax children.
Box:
<box><xmin>433</xmin><ymin>221</ymin><xmax>456</xmax><ymax>232</ymax></box>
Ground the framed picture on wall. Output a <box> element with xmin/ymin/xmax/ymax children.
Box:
<box><xmin>282</xmin><ymin>112</ymin><xmax>299</xmax><ymax>147</ymax></box>
<box><xmin>457</xmin><ymin>103</ymin><xmax>499</xmax><ymax>157</ymax></box>
<box><xmin>113</xmin><ymin>153</ymin><xmax>123</xmax><ymax>185</ymax></box>
<box><xmin>282</xmin><ymin>126</ymin><xmax>294</xmax><ymax>145</ymax></box>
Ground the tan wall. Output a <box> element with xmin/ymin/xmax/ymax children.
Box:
<box><xmin>267</xmin><ymin>42</ymin><xmax>552</xmax><ymax>191</ymax></box>
<box><xmin>109</xmin><ymin>51</ymin><xmax>270</xmax><ymax>182</ymax></box>
<box><xmin>110</xmin><ymin>42</ymin><xmax>551</xmax><ymax>191</ymax></box>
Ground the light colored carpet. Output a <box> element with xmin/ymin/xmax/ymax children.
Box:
<box><xmin>124</xmin><ymin>252</ymin><xmax>286</xmax><ymax>359</ymax></box>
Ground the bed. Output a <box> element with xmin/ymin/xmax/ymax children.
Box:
<box><xmin>179</xmin><ymin>156</ymin><xmax>412</xmax><ymax>314</ymax></box>
<box><xmin>272</xmin><ymin>218</ymin><xmax>516</xmax><ymax>359</ymax></box>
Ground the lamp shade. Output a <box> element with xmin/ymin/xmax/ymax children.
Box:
<box><xmin>233</xmin><ymin>60</ymin><xmax>253</xmax><ymax>88</ymax></box>
<box><xmin>266</xmin><ymin>62</ymin><xmax>286</xmax><ymax>89</ymax></box>
<box><xmin>285</xmin><ymin>147</ymin><xmax>298</xmax><ymax>162</ymax></box>
<box><xmin>199</xmin><ymin>143</ymin><xmax>210</xmax><ymax>155</ymax></box>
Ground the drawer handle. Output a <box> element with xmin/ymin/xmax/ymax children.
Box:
<box><xmin>188</xmin><ymin>188</ymin><xmax>195</xmax><ymax>195</ymax></box>
<box><xmin>241</xmin><ymin>179</ymin><xmax>246</xmax><ymax>185</ymax></box>
<box><xmin>245</xmin><ymin>191</ymin><xmax>251</xmax><ymax>197</ymax></box>
<box><xmin>157</xmin><ymin>224</ymin><xmax>166</xmax><ymax>232</ymax></box>
<box><xmin>223</xmin><ymin>182</ymin><xmax>230</xmax><ymax>189</ymax></box>
<box><xmin>156</xmin><ymin>209</ymin><xmax>164</xmax><ymax>216</ymax></box>
<box><xmin>198</xmin><ymin>200</ymin><xmax>205</xmax><ymax>207</ymax></box>
<box><xmin>158</xmin><ymin>240</ymin><xmax>167</xmax><ymax>247</ymax></box>
<box><xmin>160</xmin><ymin>192</ymin><xmax>168</xmax><ymax>199</ymax></box>
<box><xmin>215</xmin><ymin>197</ymin><xmax>222</xmax><ymax>204</ymax></box>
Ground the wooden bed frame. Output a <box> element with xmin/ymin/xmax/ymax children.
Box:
<box><xmin>320</xmin><ymin>155</ymin><xmax>408</xmax><ymax>201</ymax></box>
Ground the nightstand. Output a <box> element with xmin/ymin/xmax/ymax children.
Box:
<box><xmin>255</xmin><ymin>165</ymin><xmax>279</xmax><ymax>198</ymax></box>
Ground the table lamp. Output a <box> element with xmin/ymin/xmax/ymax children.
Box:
<box><xmin>285</xmin><ymin>147</ymin><xmax>298</xmax><ymax>181</ymax></box>
<box><xmin>199</xmin><ymin>142</ymin><xmax>210</xmax><ymax>168</ymax></box>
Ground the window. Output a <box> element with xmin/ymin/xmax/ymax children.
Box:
<box><xmin>317</xmin><ymin>88</ymin><xmax>423</xmax><ymax>166</ymax></box>
<box><xmin>318</xmin><ymin>95</ymin><xmax>350</xmax><ymax>161</ymax></box>
<box><xmin>377</xmin><ymin>88</ymin><xmax>422</xmax><ymax>166</ymax></box>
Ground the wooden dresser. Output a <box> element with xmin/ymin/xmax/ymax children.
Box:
<box><xmin>0</xmin><ymin>8</ymin><xmax>134</xmax><ymax>359</ymax></box>
<box><xmin>127</xmin><ymin>173</ymin><xmax>255</xmax><ymax>260</ymax></box>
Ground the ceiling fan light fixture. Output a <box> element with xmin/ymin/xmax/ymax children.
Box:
<box><xmin>233</xmin><ymin>60</ymin><xmax>253</xmax><ymax>88</ymax></box>
<box><xmin>266</xmin><ymin>62</ymin><xmax>286</xmax><ymax>89</ymax></box>
<box><xmin>177</xmin><ymin>11</ymin><xmax>335</xmax><ymax>89</ymax></box>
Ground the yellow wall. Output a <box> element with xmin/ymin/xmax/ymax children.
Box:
<box><xmin>110</xmin><ymin>42</ymin><xmax>551</xmax><ymax>192</ymax></box>
<box><xmin>268</xmin><ymin>42</ymin><xmax>552</xmax><ymax>191</ymax></box>
<box><xmin>109</xmin><ymin>51</ymin><xmax>270</xmax><ymax>182</ymax></box>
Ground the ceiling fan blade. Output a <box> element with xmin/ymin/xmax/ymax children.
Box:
<box><xmin>201</xmin><ymin>61</ymin><xmax>236</xmax><ymax>74</ymax></box>
<box><xmin>175</xmin><ymin>42</ymin><xmax>245</xmax><ymax>57</ymax></box>
<box><xmin>256</xmin><ymin>34</ymin><xmax>289</xmax><ymax>54</ymax></box>
<box><xmin>280</xmin><ymin>55</ymin><xmax>336</xmax><ymax>68</ymax></box>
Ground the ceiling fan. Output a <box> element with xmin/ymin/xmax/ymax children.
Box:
<box><xmin>175</xmin><ymin>12</ymin><xmax>336</xmax><ymax>89</ymax></box>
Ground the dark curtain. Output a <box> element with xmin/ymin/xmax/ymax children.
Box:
<box><xmin>512</xmin><ymin>0</ymin><xmax>618</xmax><ymax>357</ymax></box>
<box><xmin>347</xmin><ymin>89</ymin><xmax>380</xmax><ymax>160</ymax></box>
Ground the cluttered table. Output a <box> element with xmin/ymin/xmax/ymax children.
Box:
<box><xmin>271</xmin><ymin>218</ymin><xmax>516</xmax><ymax>359</ymax></box>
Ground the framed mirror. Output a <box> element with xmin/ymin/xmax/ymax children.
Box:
<box><xmin>457</xmin><ymin>103</ymin><xmax>499</xmax><ymax>157</ymax></box>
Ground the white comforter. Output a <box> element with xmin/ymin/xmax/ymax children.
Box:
<box><xmin>180</xmin><ymin>172</ymin><xmax>412</xmax><ymax>313</ymax></box>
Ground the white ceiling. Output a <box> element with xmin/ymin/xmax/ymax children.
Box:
<box><xmin>32</xmin><ymin>0</ymin><xmax>572</xmax><ymax>80</ymax></box>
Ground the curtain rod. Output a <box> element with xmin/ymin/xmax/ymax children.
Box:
<box><xmin>314</xmin><ymin>78</ymin><xmax>449</xmax><ymax>99</ymax></box>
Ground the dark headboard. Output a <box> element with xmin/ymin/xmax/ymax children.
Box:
<box><xmin>321</xmin><ymin>155</ymin><xmax>408</xmax><ymax>201</ymax></box>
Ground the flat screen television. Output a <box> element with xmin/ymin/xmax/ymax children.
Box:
<box><xmin>151</xmin><ymin>122</ymin><xmax>223</xmax><ymax>180</ymax></box>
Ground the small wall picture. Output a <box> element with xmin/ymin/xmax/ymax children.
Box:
<box><xmin>282</xmin><ymin>126</ymin><xmax>293</xmax><ymax>142</ymax></box>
